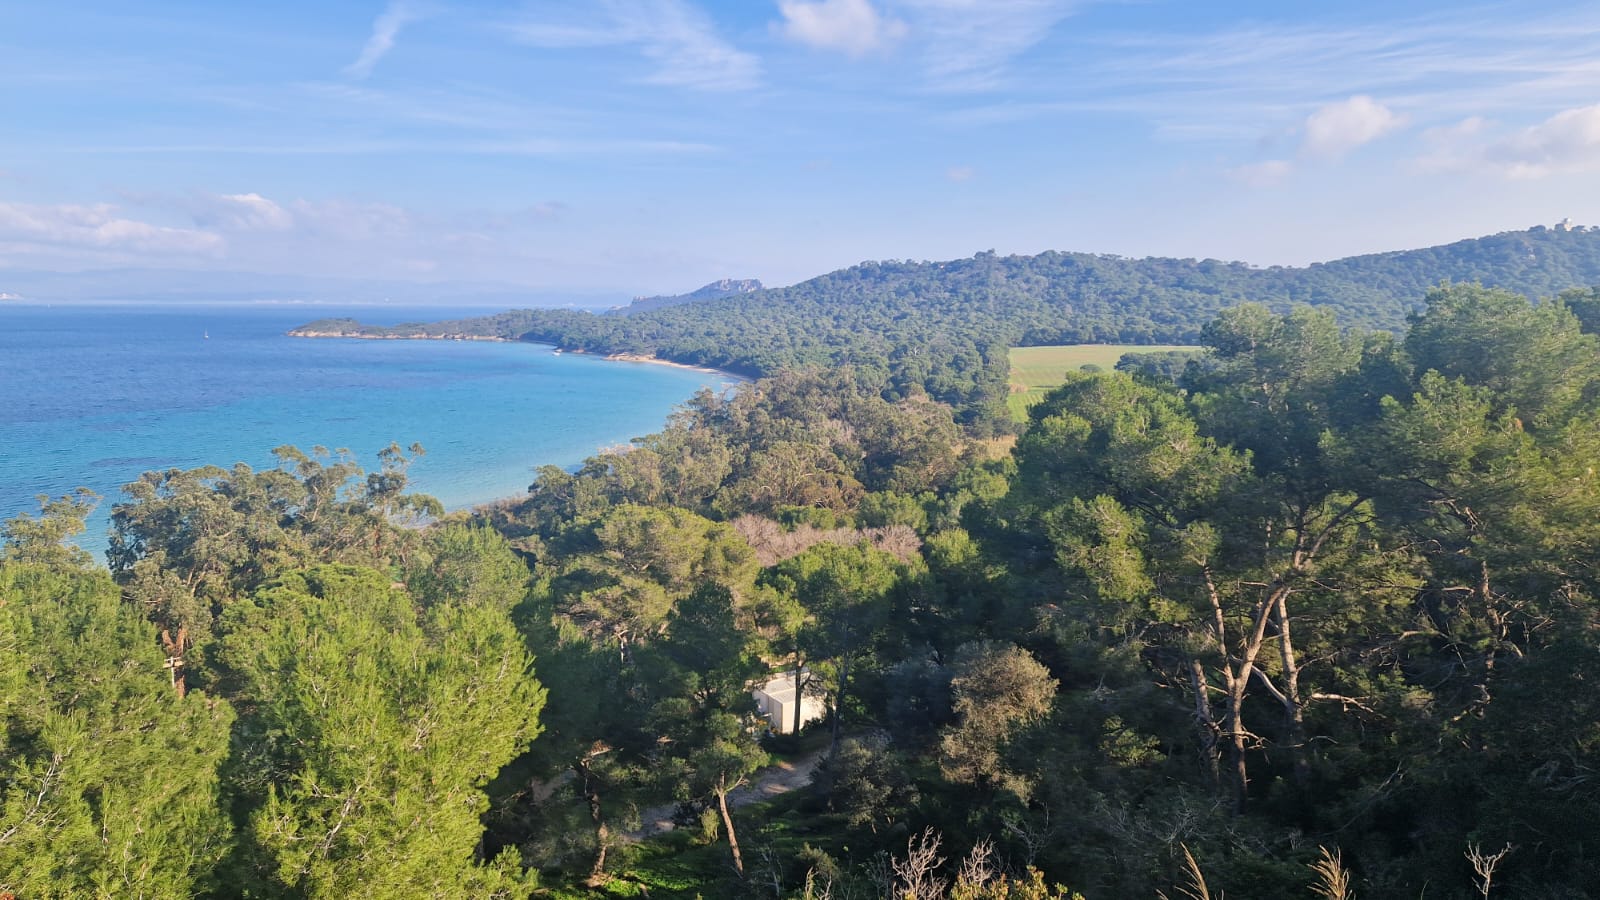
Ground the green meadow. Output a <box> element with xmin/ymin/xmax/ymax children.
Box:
<box><xmin>1008</xmin><ymin>344</ymin><xmax>1199</xmax><ymax>419</ymax></box>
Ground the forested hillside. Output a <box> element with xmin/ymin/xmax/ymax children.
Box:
<box><xmin>9</xmin><ymin>283</ymin><xmax>1600</xmax><ymax>898</ymax></box>
<box><xmin>606</xmin><ymin>277</ymin><xmax>765</xmax><ymax>316</ymax></box>
<box><xmin>294</xmin><ymin>227</ymin><xmax>1600</xmax><ymax>432</ymax></box>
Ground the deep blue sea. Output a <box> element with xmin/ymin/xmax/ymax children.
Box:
<box><xmin>0</xmin><ymin>303</ymin><xmax>730</xmax><ymax>556</ymax></box>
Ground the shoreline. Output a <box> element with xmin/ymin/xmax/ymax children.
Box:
<box><xmin>278</xmin><ymin>329</ymin><xmax>746</xmax><ymax>517</ymax></box>
<box><xmin>592</xmin><ymin>350</ymin><xmax>739</xmax><ymax>378</ymax></box>
<box><xmin>286</xmin><ymin>329</ymin><xmax>746</xmax><ymax>381</ymax></box>
<box><xmin>286</xmin><ymin>330</ymin><xmax>511</xmax><ymax>342</ymax></box>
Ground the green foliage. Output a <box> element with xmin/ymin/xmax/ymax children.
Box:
<box><xmin>1559</xmin><ymin>286</ymin><xmax>1600</xmax><ymax>333</ymax></box>
<box><xmin>0</xmin><ymin>489</ymin><xmax>99</xmax><ymax>570</ymax></box>
<box><xmin>405</xmin><ymin>523</ymin><xmax>529</xmax><ymax>614</ymax></box>
<box><xmin>938</xmin><ymin>642</ymin><xmax>1058</xmax><ymax>797</ymax></box>
<box><xmin>813</xmin><ymin>734</ymin><xmax>919</xmax><ymax>831</ymax></box>
<box><xmin>218</xmin><ymin>564</ymin><xmax>544</xmax><ymax>898</ymax></box>
<box><xmin>13</xmin><ymin>272</ymin><xmax>1600</xmax><ymax>897</ymax></box>
<box><xmin>495</xmin><ymin>370</ymin><xmax>964</xmax><ymax>547</ymax></box>
<box><xmin>540</xmin><ymin>503</ymin><xmax>759</xmax><ymax>654</ymax></box>
<box><xmin>1404</xmin><ymin>282</ymin><xmax>1600</xmax><ymax>428</ymax></box>
<box><xmin>108</xmin><ymin>444</ymin><xmax>441</xmax><ymax>670</ymax></box>
<box><xmin>647</xmin><ymin>585</ymin><xmax>770</xmax><ymax>876</ymax></box>
<box><xmin>299</xmin><ymin>228</ymin><xmax>1600</xmax><ymax>430</ymax></box>
<box><xmin>0</xmin><ymin>561</ymin><xmax>234</xmax><ymax>899</ymax></box>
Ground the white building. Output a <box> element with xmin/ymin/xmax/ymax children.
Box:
<box><xmin>752</xmin><ymin>669</ymin><xmax>826</xmax><ymax>734</ymax></box>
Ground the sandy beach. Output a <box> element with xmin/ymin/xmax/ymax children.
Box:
<box><xmin>599</xmin><ymin>351</ymin><xmax>743</xmax><ymax>378</ymax></box>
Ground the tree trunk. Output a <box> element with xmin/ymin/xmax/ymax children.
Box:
<box><xmin>1274</xmin><ymin>591</ymin><xmax>1311</xmax><ymax>787</ymax></box>
<box><xmin>590</xmin><ymin>824</ymin><xmax>610</xmax><ymax>884</ymax></box>
<box><xmin>830</xmin><ymin>657</ymin><xmax>851</xmax><ymax>758</ymax></box>
<box><xmin>792</xmin><ymin>665</ymin><xmax>807</xmax><ymax>735</ymax></box>
<box><xmin>1203</xmin><ymin>565</ymin><xmax>1266</xmax><ymax>814</ymax></box>
<box><xmin>577</xmin><ymin>759</ymin><xmax>610</xmax><ymax>884</ymax></box>
<box><xmin>717</xmin><ymin>782</ymin><xmax>744</xmax><ymax>877</ymax></box>
<box><xmin>1223</xmin><ymin>682</ymin><xmax>1250</xmax><ymax>814</ymax></box>
<box><xmin>1188</xmin><ymin>657</ymin><xmax>1221</xmax><ymax>784</ymax></box>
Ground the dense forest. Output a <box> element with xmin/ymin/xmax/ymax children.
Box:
<box><xmin>295</xmin><ymin>227</ymin><xmax>1600</xmax><ymax>433</ymax></box>
<box><xmin>6</xmin><ymin>281</ymin><xmax>1600</xmax><ymax>897</ymax></box>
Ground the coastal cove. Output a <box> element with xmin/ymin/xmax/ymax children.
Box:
<box><xmin>0</xmin><ymin>304</ymin><xmax>736</xmax><ymax>554</ymax></box>
<box><xmin>286</xmin><ymin>323</ymin><xmax>734</xmax><ymax>376</ymax></box>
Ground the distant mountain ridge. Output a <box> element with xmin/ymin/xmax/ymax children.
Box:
<box><xmin>290</xmin><ymin>225</ymin><xmax>1600</xmax><ymax>431</ymax></box>
<box><xmin>607</xmin><ymin>278</ymin><xmax>763</xmax><ymax>316</ymax></box>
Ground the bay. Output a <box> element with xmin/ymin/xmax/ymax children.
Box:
<box><xmin>0</xmin><ymin>303</ymin><xmax>731</xmax><ymax>555</ymax></box>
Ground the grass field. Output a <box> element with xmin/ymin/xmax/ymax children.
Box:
<box><xmin>1008</xmin><ymin>344</ymin><xmax>1198</xmax><ymax>420</ymax></box>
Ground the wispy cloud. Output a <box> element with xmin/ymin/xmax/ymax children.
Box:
<box><xmin>60</xmin><ymin>138</ymin><xmax>720</xmax><ymax>156</ymax></box>
<box><xmin>0</xmin><ymin>201</ymin><xmax>223</xmax><ymax>255</ymax></box>
<box><xmin>777</xmin><ymin>0</ymin><xmax>907</xmax><ymax>57</ymax></box>
<box><xmin>505</xmin><ymin>0</ymin><xmax>761</xmax><ymax>91</ymax></box>
<box><xmin>946</xmin><ymin>9</ymin><xmax>1600</xmax><ymax>138</ymax></box>
<box><xmin>296</xmin><ymin>81</ymin><xmax>590</xmax><ymax>134</ymax></box>
<box><xmin>890</xmin><ymin>0</ymin><xmax>1084</xmax><ymax>91</ymax></box>
<box><xmin>945</xmin><ymin>165</ymin><xmax>975</xmax><ymax>182</ymax></box>
<box><xmin>345</xmin><ymin>1</ymin><xmax>430</xmax><ymax>79</ymax></box>
<box><xmin>1301</xmin><ymin>95</ymin><xmax>1406</xmax><ymax>159</ymax></box>
<box><xmin>128</xmin><ymin>190</ymin><xmax>580</xmax><ymax>252</ymax></box>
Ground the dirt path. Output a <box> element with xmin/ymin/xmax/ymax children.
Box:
<box><xmin>625</xmin><ymin>748</ymin><xmax>826</xmax><ymax>841</ymax></box>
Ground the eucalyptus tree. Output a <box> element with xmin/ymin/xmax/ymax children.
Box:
<box><xmin>107</xmin><ymin>444</ymin><xmax>441</xmax><ymax>686</ymax></box>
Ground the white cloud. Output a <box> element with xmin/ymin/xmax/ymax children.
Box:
<box><xmin>191</xmin><ymin>192</ymin><xmax>295</xmax><ymax>231</ymax></box>
<box><xmin>777</xmin><ymin>0</ymin><xmax>907</xmax><ymax>57</ymax></box>
<box><xmin>1485</xmin><ymin>104</ymin><xmax>1600</xmax><ymax>179</ymax></box>
<box><xmin>1413</xmin><ymin>105</ymin><xmax>1600</xmax><ymax>179</ymax></box>
<box><xmin>945</xmin><ymin>165</ymin><xmax>975</xmax><ymax>181</ymax></box>
<box><xmin>345</xmin><ymin>1</ymin><xmax>429</xmax><ymax>79</ymax></box>
<box><xmin>1300</xmin><ymin>95</ymin><xmax>1406</xmax><ymax>159</ymax></box>
<box><xmin>506</xmin><ymin>1</ymin><xmax>760</xmax><ymax>91</ymax></box>
<box><xmin>145</xmin><ymin>191</ymin><xmax>412</xmax><ymax>240</ymax></box>
<box><xmin>0</xmin><ymin>201</ymin><xmax>223</xmax><ymax>255</ymax></box>
<box><xmin>1226</xmin><ymin>159</ymin><xmax>1293</xmax><ymax>188</ymax></box>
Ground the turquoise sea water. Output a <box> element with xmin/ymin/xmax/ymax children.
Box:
<box><xmin>0</xmin><ymin>303</ymin><xmax>730</xmax><ymax>555</ymax></box>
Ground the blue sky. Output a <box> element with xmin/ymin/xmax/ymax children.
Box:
<box><xmin>3</xmin><ymin>0</ymin><xmax>1600</xmax><ymax>300</ymax></box>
